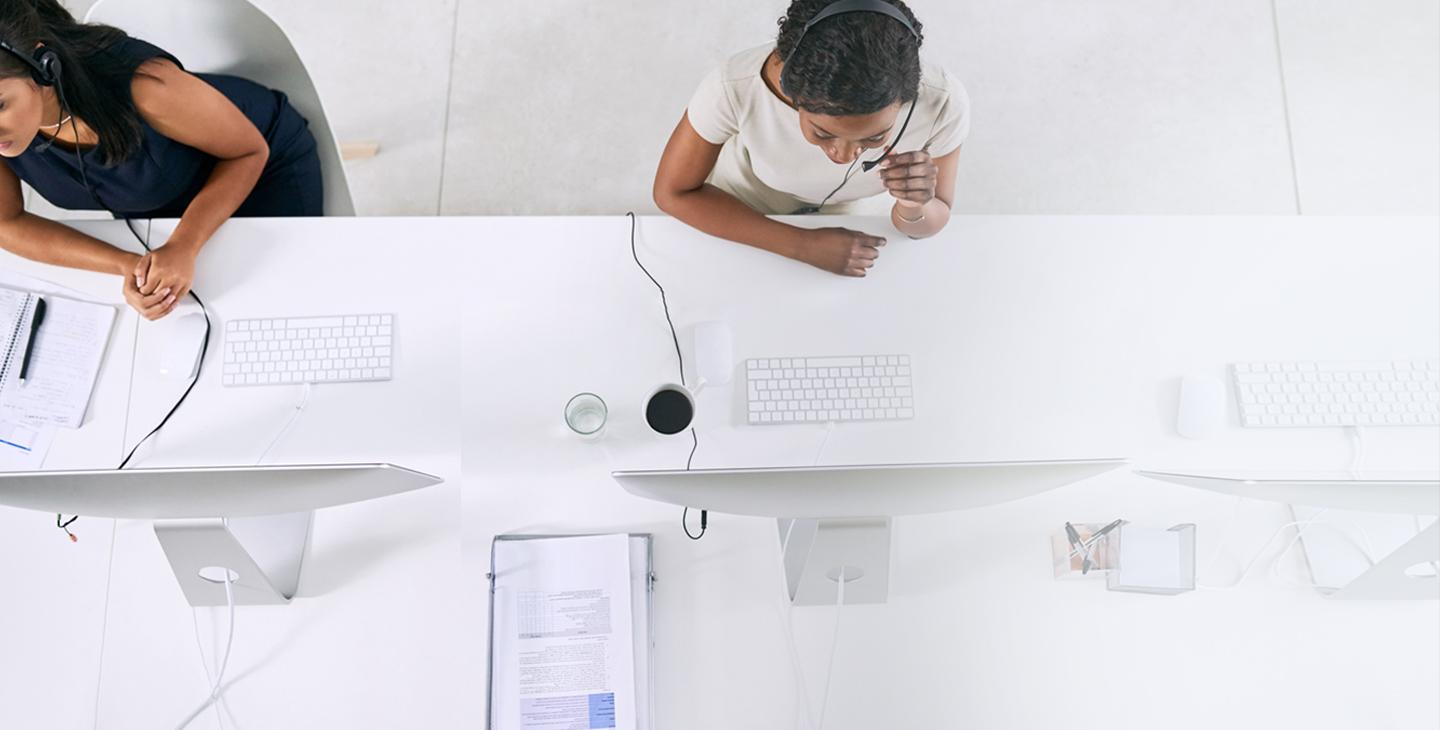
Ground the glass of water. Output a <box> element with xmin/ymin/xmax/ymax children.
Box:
<box><xmin>565</xmin><ymin>393</ymin><xmax>607</xmax><ymax>437</ymax></box>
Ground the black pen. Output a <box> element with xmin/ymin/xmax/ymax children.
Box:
<box><xmin>17</xmin><ymin>296</ymin><xmax>45</xmax><ymax>384</ymax></box>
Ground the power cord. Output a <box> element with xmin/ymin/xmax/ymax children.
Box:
<box><xmin>256</xmin><ymin>383</ymin><xmax>314</xmax><ymax>464</ymax></box>
<box><xmin>1347</xmin><ymin>425</ymin><xmax>1366</xmax><ymax>477</ymax></box>
<box><xmin>626</xmin><ymin>212</ymin><xmax>708</xmax><ymax>538</ymax></box>
<box><xmin>816</xmin><ymin>569</ymin><xmax>847</xmax><ymax>730</ymax></box>
<box><xmin>174</xmin><ymin>383</ymin><xmax>311</xmax><ymax>729</ymax></box>
<box><xmin>777</xmin><ymin>519</ymin><xmax>815</xmax><ymax>730</ymax></box>
<box><xmin>57</xmin><ymin>219</ymin><xmax>212</xmax><ymax>541</ymax></box>
<box><xmin>1197</xmin><ymin>509</ymin><xmax>1377</xmax><ymax>591</ymax></box>
<box><xmin>172</xmin><ymin>572</ymin><xmax>237</xmax><ymax>730</ymax></box>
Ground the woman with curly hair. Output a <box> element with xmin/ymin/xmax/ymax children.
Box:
<box><xmin>654</xmin><ymin>0</ymin><xmax>969</xmax><ymax>277</ymax></box>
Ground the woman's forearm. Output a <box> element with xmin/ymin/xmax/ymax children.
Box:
<box><xmin>891</xmin><ymin>197</ymin><xmax>951</xmax><ymax>239</ymax></box>
<box><xmin>0</xmin><ymin>212</ymin><xmax>139</xmax><ymax>275</ymax></box>
<box><xmin>166</xmin><ymin>150</ymin><xmax>267</xmax><ymax>252</ymax></box>
<box><xmin>657</xmin><ymin>183</ymin><xmax>811</xmax><ymax>260</ymax></box>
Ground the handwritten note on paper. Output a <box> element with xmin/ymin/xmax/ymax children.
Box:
<box><xmin>0</xmin><ymin>295</ymin><xmax>116</xmax><ymax>429</ymax></box>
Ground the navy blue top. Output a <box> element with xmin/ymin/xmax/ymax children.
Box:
<box><xmin>3</xmin><ymin>37</ymin><xmax>318</xmax><ymax>218</ymax></box>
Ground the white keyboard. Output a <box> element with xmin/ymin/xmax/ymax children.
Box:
<box><xmin>222</xmin><ymin>313</ymin><xmax>394</xmax><ymax>387</ymax></box>
<box><xmin>1232</xmin><ymin>360</ymin><xmax>1439</xmax><ymax>427</ymax></box>
<box><xmin>747</xmin><ymin>354</ymin><xmax>914</xmax><ymax>425</ymax></box>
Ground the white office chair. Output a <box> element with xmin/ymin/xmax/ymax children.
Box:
<box><xmin>84</xmin><ymin>0</ymin><xmax>357</xmax><ymax>216</ymax></box>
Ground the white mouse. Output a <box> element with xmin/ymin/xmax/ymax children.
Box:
<box><xmin>1176</xmin><ymin>374</ymin><xmax>1225</xmax><ymax>439</ymax></box>
<box><xmin>693</xmin><ymin>320</ymin><xmax>734</xmax><ymax>386</ymax></box>
<box><xmin>158</xmin><ymin>312</ymin><xmax>208</xmax><ymax>380</ymax></box>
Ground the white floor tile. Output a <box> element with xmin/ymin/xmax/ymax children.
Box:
<box><xmin>441</xmin><ymin>0</ymin><xmax>1299</xmax><ymax>214</ymax></box>
<box><xmin>935</xmin><ymin>0</ymin><xmax>1297</xmax><ymax>213</ymax></box>
<box><xmin>440</xmin><ymin>0</ymin><xmax>777</xmax><ymax>215</ymax></box>
<box><xmin>252</xmin><ymin>0</ymin><xmax>457</xmax><ymax>216</ymax></box>
<box><xmin>1276</xmin><ymin>0</ymin><xmax>1440</xmax><ymax>214</ymax></box>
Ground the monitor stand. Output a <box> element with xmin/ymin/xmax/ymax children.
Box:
<box><xmin>778</xmin><ymin>517</ymin><xmax>892</xmax><ymax>606</ymax></box>
<box><xmin>153</xmin><ymin>511</ymin><xmax>314</xmax><ymax>607</ymax></box>
<box><xmin>1328</xmin><ymin>519</ymin><xmax>1438</xmax><ymax>600</ymax></box>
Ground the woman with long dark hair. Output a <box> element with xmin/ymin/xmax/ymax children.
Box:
<box><xmin>0</xmin><ymin>0</ymin><xmax>322</xmax><ymax>319</ymax></box>
<box><xmin>654</xmin><ymin>0</ymin><xmax>969</xmax><ymax>277</ymax></box>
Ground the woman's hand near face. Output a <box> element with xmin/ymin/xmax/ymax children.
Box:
<box><xmin>878</xmin><ymin>150</ymin><xmax>937</xmax><ymax>209</ymax></box>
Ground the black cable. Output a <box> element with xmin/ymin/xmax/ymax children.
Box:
<box><xmin>627</xmin><ymin>211</ymin><xmax>686</xmax><ymax>389</ymax></box>
<box><xmin>115</xmin><ymin>219</ymin><xmax>211</xmax><ymax>471</ymax></box>
<box><xmin>682</xmin><ymin>506</ymin><xmax>708</xmax><ymax>541</ymax></box>
<box><xmin>58</xmin><ymin>220</ymin><xmax>213</xmax><ymax>538</ymax></box>
<box><xmin>627</xmin><ymin>212</ymin><xmax>709</xmax><ymax>538</ymax></box>
<box><xmin>49</xmin><ymin>76</ymin><xmax>212</xmax><ymax>537</ymax></box>
<box><xmin>801</xmin><ymin>155</ymin><xmax>863</xmax><ymax>215</ymax></box>
<box><xmin>797</xmin><ymin>99</ymin><xmax>918</xmax><ymax>214</ymax></box>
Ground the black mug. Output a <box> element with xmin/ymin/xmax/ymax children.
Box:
<box><xmin>645</xmin><ymin>384</ymin><xmax>695</xmax><ymax>435</ymax></box>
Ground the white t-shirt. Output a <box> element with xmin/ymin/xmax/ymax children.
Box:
<box><xmin>686</xmin><ymin>43</ymin><xmax>970</xmax><ymax>215</ymax></box>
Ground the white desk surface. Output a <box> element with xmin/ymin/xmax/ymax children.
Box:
<box><xmin>3</xmin><ymin>215</ymin><xmax>1438</xmax><ymax>729</ymax></box>
<box><xmin>3</xmin><ymin>219</ymin><xmax>466</xmax><ymax>729</ymax></box>
<box><xmin>0</xmin><ymin>222</ymin><xmax>140</xmax><ymax>726</ymax></box>
<box><xmin>464</xmin><ymin>215</ymin><xmax>1440</xmax><ymax>729</ymax></box>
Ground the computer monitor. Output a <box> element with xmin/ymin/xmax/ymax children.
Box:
<box><xmin>612</xmin><ymin>458</ymin><xmax>1127</xmax><ymax>519</ymax></box>
<box><xmin>0</xmin><ymin>463</ymin><xmax>442</xmax><ymax>606</ymax></box>
<box><xmin>1135</xmin><ymin>469</ymin><xmax>1439</xmax><ymax>600</ymax></box>
<box><xmin>1134</xmin><ymin>469</ymin><xmax>1440</xmax><ymax>516</ymax></box>
<box><xmin>613</xmin><ymin>458</ymin><xmax>1126</xmax><ymax>604</ymax></box>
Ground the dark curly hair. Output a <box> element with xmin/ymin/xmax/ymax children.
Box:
<box><xmin>776</xmin><ymin>0</ymin><xmax>924</xmax><ymax>117</ymax></box>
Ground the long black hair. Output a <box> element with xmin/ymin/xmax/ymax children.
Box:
<box><xmin>0</xmin><ymin>0</ymin><xmax>144</xmax><ymax>166</ymax></box>
<box><xmin>776</xmin><ymin>0</ymin><xmax>924</xmax><ymax>117</ymax></box>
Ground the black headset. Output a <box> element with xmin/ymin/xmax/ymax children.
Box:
<box><xmin>0</xmin><ymin>39</ymin><xmax>60</xmax><ymax>86</ymax></box>
<box><xmin>784</xmin><ymin>0</ymin><xmax>924</xmax><ymax>215</ymax></box>
<box><xmin>784</xmin><ymin>0</ymin><xmax>920</xmax><ymax>65</ymax></box>
<box><xmin>1</xmin><ymin>39</ymin><xmax>67</xmax><ymax>155</ymax></box>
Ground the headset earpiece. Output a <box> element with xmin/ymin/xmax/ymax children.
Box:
<box><xmin>33</xmin><ymin>48</ymin><xmax>59</xmax><ymax>86</ymax></box>
<box><xmin>0</xmin><ymin>40</ymin><xmax>58</xmax><ymax>86</ymax></box>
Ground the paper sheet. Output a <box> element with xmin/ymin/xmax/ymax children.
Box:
<box><xmin>1117</xmin><ymin>526</ymin><xmax>1182</xmax><ymax>588</ymax></box>
<box><xmin>0</xmin><ymin>292</ymin><xmax>116</xmax><ymax>429</ymax></box>
<box><xmin>0</xmin><ymin>419</ymin><xmax>55</xmax><ymax>470</ymax></box>
<box><xmin>492</xmin><ymin>534</ymin><xmax>638</xmax><ymax>730</ymax></box>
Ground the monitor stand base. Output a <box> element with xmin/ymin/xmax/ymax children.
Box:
<box><xmin>153</xmin><ymin>511</ymin><xmax>314</xmax><ymax>607</ymax></box>
<box><xmin>779</xmin><ymin>517</ymin><xmax>891</xmax><ymax>606</ymax></box>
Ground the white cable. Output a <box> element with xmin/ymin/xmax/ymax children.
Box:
<box><xmin>1267</xmin><ymin>521</ymin><xmax>1378</xmax><ymax>589</ymax></box>
<box><xmin>816</xmin><ymin>570</ymin><xmax>846</xmax><ymax>730</ymax></box>
<box><xmin>189</xmin><ymin>611</ymin><xmax>226</xmax><ymax>729</ymax></box>
<box><xmin>169</xmin><ymin>385</ymin><xmax>307</xmax><ymax>729</ymax></box>
<box><xmin>257</xmin><ymin>383</ymin><xmax>313</xmax><ymax>464</ymax></box>
<box><xmin>1197</xmin><ymin>512</ymin><xmax>1376</xmax><ymax>591</ymax></box>
<box><xmin>1347</xmin><ymin>425</ymin><xmax>1366</xmax><ymax>478</ymax></box>
<box><xmin>812</xmin><ymin>422</ymin><xmax>836</xmax><ymax>465</ymax></box>
<box><xmin>173</xmin><ymin>574</ymin><xmax>237</xmax><ymax>729</ymax></box>
<box><xmin>777</xmin><ymin>520</ymin><xmax>816</xmax><ymax>730</ymax></box>
<box><xmin>1198</xmin><ymin>512</ymin><xmax>1329</xmax><ymax>590</ymax></box>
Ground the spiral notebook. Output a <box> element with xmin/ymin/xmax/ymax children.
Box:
<box><xmin>0</xmin><ymin>286</ymin><xmax>116</xmax><ymax>429</ymax></box>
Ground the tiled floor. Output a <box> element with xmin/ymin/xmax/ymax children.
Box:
<box><xmin>51</xmin><ymin>0</ymin><xmax>1440</xmax><ymax>217</ymax></box>
<box><xmin>1277</xmin><ymin>0</ymin><xmax>1440</xmax><ymax>214</ymax></box>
